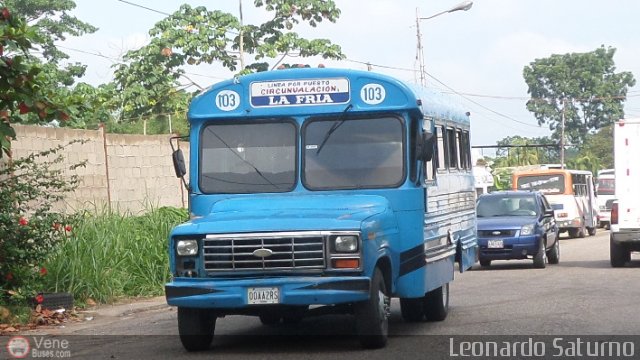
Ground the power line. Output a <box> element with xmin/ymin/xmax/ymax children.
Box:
<box><xmin>116</xmin><ymin>0</ymin><xmax>171</xmax><ymax>16</ymax></box>
<box><xmin>58</xmin><ymin>44</ymin><xmax>226</xmax><ymax>81</ymax></box>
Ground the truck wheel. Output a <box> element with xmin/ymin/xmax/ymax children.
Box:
<box><xmin>400</xmin><ymin>298</ymin><xmax>424</xmax><ymax>322</ymax></box>
<box><xmin>587</xmin><ymin>227</ymin><xmax>597</xmax><ymax>236</ymax></box>
<box><xmin>533</xmin><ymin>239</ymin><xmax>547</xmax><ymax>268</ymax></box>
<box><xmin>568</xmin><ymin>229</ymin><xmax>579</xmax><ymax>238</ymax></box>
<box><xmin>355</xmin><ymin>268</ymin><xmax>389</xmax><ymax>349</ymax></box>
<box><xmin>423</xmin><ymin>282</ymin><xmax>449</xmax><ymax>321</ymax></box>
<box><xmin>610</xmin><ymin>235</ymin><xmax>630</xmax><ymax>267</ymax></box>
<box><xmin>547</xmin><ymin>239</ymin><xmax>560</xmax><ymax>264</ymax></box>
<box><xmin>178</xmin><ymin>307</ymin><xmax>216</xmax><ymax>352</ymax></box>
<box><xmin>479</xmin><ymin>259</ymin><xmax>491</xmax><ymax>267</ymax></box>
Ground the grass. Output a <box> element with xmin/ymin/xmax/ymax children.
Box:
<box><xmin>43</xmin><ymin>206</ymin><xmax>188</xmax><ymax>304</ymax></box>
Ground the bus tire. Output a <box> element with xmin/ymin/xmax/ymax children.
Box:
<box><xmin>533</xmin><ymin>239</ymin><xmax>547</xmax><ymax>268</ymax></box>
<box><xmin>178</xmin><ymin>307</ymin><xmax>216</xmax><ymax>352</ymax></box>
<box><xmin>400</xmin><ymin>298</ymin><xmax>424</xmax><ymax>322</ymax></box>
<box><xmin>355</xmin><ymin>268</ymin><xmax>389</xmax><ymax>349</ymax></box>
<box><xmin>423</xmin><ymin>282</ymin><xmax>449</xmax><ymax>322</ymax></box>
<box><xmin>610</xmin><ymin>236</ymin><xmax>630</xmax><ymax>267</ymax></box>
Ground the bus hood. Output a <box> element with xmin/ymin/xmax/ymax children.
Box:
<box><xmin>176</xmin><ymin>194</ymin><xmax>392</xmax><ymax>234</ymax></box>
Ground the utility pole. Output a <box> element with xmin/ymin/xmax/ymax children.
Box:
<box><xmin>238</xmin><ymin>0</ymin><xmax>245</xmax><ymax>70</ymax></box>
<box><xmin>560</xmin><ymin>98</ymin><xmax>566</xmax><ymax>169</ymax></box>
<box><xmin>414</xmin><ymin>1</ymin><xmax>473</xmax><ymax>87</ymax></box>
<box><xmin>415</xmin><ymin>8</ymin><xmax>425</xmax><ymax>86</ymax></box>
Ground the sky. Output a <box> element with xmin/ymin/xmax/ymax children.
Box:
<box><xmin>60</xmin><ymin>0</ymin><xmax>640</xmax><ymax>151</ymax></box>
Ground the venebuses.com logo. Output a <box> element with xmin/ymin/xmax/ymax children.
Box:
<box><xmin>4</xmin><ymin>335</ymin><xmax>71</xmax><ymax>358</ymax></box>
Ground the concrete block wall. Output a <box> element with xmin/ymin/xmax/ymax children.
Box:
<box><xmin>4</xmin><ymin>125</ymin><xmax>190</xmax><ymax>214</ymax></box>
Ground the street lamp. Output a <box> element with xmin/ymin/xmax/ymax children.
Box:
<box><xmin>416</xmin><ymin>1</ymin><xmax>473</xmax><ymax>86</ymax></box>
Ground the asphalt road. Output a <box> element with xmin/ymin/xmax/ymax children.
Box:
<box><xmin>8</xmin><ymin>229</ymin><xmax>640</xmax><ymax>359</ymax></box>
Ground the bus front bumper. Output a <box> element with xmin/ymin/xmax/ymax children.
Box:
<box><xmin>165</xmin><ymin>276</ymin><xmax>370</xmax><ymax>309</ymax></box>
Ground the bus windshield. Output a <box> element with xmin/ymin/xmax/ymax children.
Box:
<box><xmin>596</xmin><ymin>178</ymin><xmax>615</xmax><ymax>195</ymax></box>
<box><xmin>303</xmin><ymin>116</ymin><xmax>404</xmax><ymax>190</ymax></box>
<box><xmin>200</xmin><ymin>121</ymin><xmax>297</xmax><ymax>194</ymax></box>
<box><xmin>516</xmin><ymin>174</ymin><xmax>565</xmax><ymax>194</ymax></box>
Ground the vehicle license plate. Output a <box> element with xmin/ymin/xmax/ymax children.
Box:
<box><xmin>247</xmin><ymin>287</ymin><xmax>280</xmax><ymax>304</ymax></box>
<box><xmin>487</xmin><ymin>239</ymin><xmax>504</xmax><ymax>249</ymax></box>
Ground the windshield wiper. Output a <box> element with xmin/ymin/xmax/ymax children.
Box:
<box><xmin>315</xmin><ymin>104</ymin><xmax>353</xmax><ymax>155</ymax></box>
<box><xmin>206</xmin><ymin>128</ymin><xmax>279</xmax><ymax>189</ymax></box>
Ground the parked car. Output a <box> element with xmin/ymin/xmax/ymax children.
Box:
<box><xmin>476</xmin><ymin>191</ymin><xmax>559</xmax><ymax>268</ymax></box>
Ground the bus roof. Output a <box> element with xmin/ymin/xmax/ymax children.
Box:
<box><xmin>188</xmin><ymin>67</ymin><xmax>469</xmax><ymax>125</ymax></box>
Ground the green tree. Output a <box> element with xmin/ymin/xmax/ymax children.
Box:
<box><xmin>114</xmin><ymin>1</ymin><xmax>345</xmax><ymax>121</ymax></box>
<box><xmin>523</xmin><ymin>46</ymin><xmax>635</xmax><ymax>148</ymax></box>
<box><xmin>492</xmin><ymin>135</ymin><xmax>558</xmax><ymax>167</ymax></box>
<box><xmin>5</xmin><ymin>0</ymin><xmax>96</xmax><ymax>68</ymax></box>
<box><xmin>0</xmin><ymin>4</ymin><xmax>77</xmax><ymax>157</ymax></box>
<box><xmin>581</xmin><ymin>124</ymin><xmax>614</xmax><ymax>170</ymax></box>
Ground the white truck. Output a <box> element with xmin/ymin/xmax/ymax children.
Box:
<box><xmin>610</xmin><ymin>119</ymin><xmax>640</xmax><ymax>267</ymax></box>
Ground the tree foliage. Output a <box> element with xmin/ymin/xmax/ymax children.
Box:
<box><xmin>4</xmin><ymin>0</ymin><xmax>97</xmax><ymax>65</ymax></box>
<box><xmin>579</xmin><ymin>125</ymin><xmax>614</xmax><ymax>170</ymax></box>
<box><xmin>114</xmin><ymin>0</ymin><xmax>345</xmax><ymax>120</ymax></box>
<box><xmin>492</xmin><ymin>135</ymin><xmax>558</xmax><ymax>167</ymax></box>
<box><xmin>523</xmin><ymin>46</ymin><xmax>635</xmax><ymax>147</ymax></box>
<box><xmin>0</xmin><ymin>4</ymin><xmax>73</xmax><ymax>157</ymax></box>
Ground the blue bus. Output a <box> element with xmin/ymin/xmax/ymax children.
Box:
<box><xmin>166</xmin><ymin>67</ymin><xmax>477</xmax><ymax>351</ymax></box>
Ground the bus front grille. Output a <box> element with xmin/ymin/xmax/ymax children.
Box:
<box><xmin>203</xmin><ymin>232</ymin><xmax>326</xmax><ymax>272</ymax></box>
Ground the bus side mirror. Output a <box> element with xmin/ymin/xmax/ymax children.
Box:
<box><xmin>417</xmin><ymin>132</ymin><xmax>435</xmax><ymax>162</ymax></box>
<box><xmin>172</xmin><ymin>149</ymin><xmax>187</xmax><ymax>178</ymax></box>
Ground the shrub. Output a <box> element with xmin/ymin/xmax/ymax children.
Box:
<box><xmin>0</xmin><ymin>142</ymin><xmax>83</xmax><ymax>306</ymax></box>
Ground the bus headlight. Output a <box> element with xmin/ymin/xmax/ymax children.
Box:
<box><xmin>333</xmin><ymin>235</ymin><xmax>359</xmax><ymax>253</ymax></box>
<box><xmin>176</xmin><ymin>240</ymin><xmax>198</xmax><ymax>256</ymax></box>
<box><xmin>520</xmin><ymin>224</ymin><xmax>535</xmax><ymax>236</ymax></box>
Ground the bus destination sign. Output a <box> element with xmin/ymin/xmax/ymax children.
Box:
<box><xmin>250</xmin><ymin>78</ymin><xmax>350</xmax><ymax>107</ymax></box>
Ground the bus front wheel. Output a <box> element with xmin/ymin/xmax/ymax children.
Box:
<box><xmin>178</xmin><ymin>307</ymin><xmax>216</xmax><ymax>352</ymax></box>
<box><xmin>355</xmin><ymin>268</ymin><xmax>390</xmax><ymax>349</ymax></box>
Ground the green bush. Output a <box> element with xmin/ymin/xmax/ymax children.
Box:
<box><xmin>43</xmin><ymin>206</ymin><xmax>187</xmax><ymax>304</ymax></box>
<box><xmin>0</xmin><ymin>143</ymin><xmax>81</xmax><ymax>307</ymax></box>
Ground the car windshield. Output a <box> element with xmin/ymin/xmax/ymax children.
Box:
<box><xmin>477</xmin><ymin>195</ymin><xmax>538</xmax><ymax>217</ymax></box>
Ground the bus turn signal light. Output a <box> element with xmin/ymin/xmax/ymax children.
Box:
<box><xmin>333</xmin><ymin>259</ymin><xmax>360</xmax><ymax>269</ymax></box>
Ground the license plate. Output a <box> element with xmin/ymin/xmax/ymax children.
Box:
<box><xmin>488</xmin><ymin>239</ymin><xmax>504</xmax><ymax>249</ymax></box>
<box><xmin>247</xmin><ymin>287</ymin><xmax>280</xmax><ymax>304</ymax></box>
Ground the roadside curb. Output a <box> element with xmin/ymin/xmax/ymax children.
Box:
<box><xmin>81</xmin><ymin>296</ymin><xmax>169</xmax><ymax>318</ymax></box>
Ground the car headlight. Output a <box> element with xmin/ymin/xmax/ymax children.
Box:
<box><xmin>520</xmin><ymin>224</ymin><xmax>535</xmax><ymax>236</ymax></box>
<box><xmin>176</xmin><ymin>239</ymin><xmax>198</xmax><ymax>256</ymax></box>
<box><xmin>333</xmin><ymin>235</ymin><xmax>359</xmax><ymax>253</ymax></box>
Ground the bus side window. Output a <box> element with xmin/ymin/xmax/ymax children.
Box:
<box><xmin>436</xmin><ymin>125</ymin><xmax>447</xmax><ymax>172</ymax></box>
<box><xmin>460</xmin><ymin>130</ymin><xmax>471</xmax><ymax>169</ymax></box>
<box><xmin>423</xmin><ymin>117</ymin><xmax>436</xmax><ymax>183</ymax></box>
<box><xmin>446</xmin><ymin>127</ymin><xmax>458</xmax><ymax>169</ymax></box>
